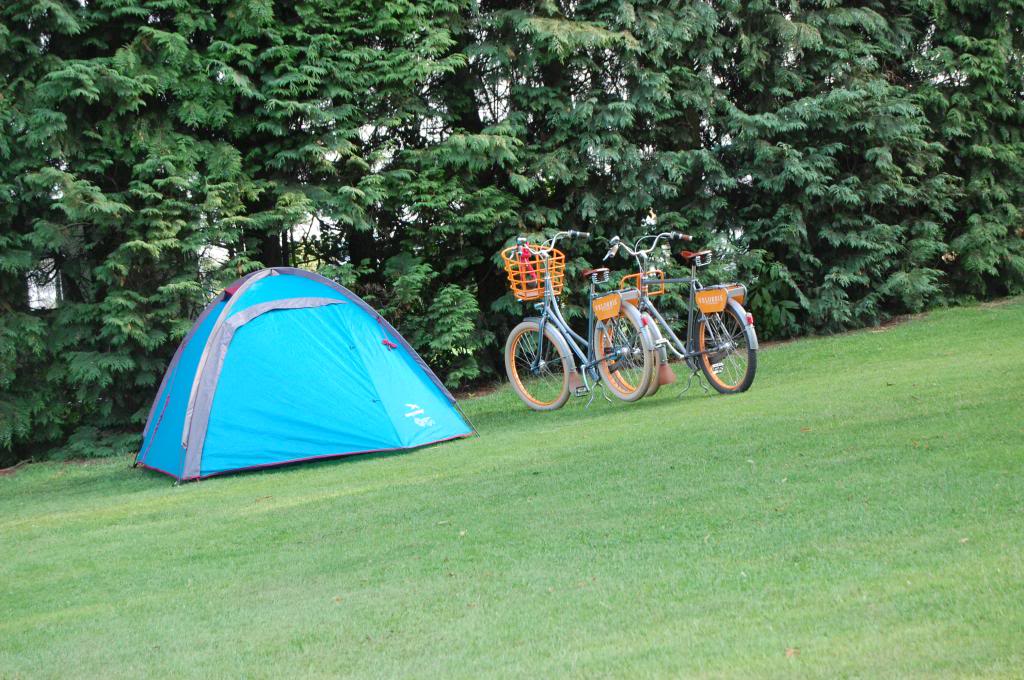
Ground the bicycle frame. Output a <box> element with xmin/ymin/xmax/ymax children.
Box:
<box><xmin>518</xmin><ymin>234</ymin><xmax>640</xmax><ymax>394</ymax></box>
<box><xmin>530</xmin><ymin>265</ymin><xmax>622</xmax><ymax>392</ymax></box>
<box><xmin>615</xmin><ymin>235</ymin><xmax>759</xmax><ymax>369</ymax></box>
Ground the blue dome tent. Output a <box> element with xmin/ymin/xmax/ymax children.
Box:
<box><xmin>136</xmin><ymin>267</ymin><xmax>473</xmax><ymax>481</ymax></box>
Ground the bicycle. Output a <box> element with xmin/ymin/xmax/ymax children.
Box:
<box><xmin>604</xmin><ymin>231</ymin><xmax>759</xmax><ymax>394</ymax></box>
<box><xmin>501</xmin><ymin>231</ymin><xmax>659</xmax><ymax>410</ymax></box>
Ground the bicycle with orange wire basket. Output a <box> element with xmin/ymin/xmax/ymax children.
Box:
<box><xmin>604</xmin><ymin>231</ymin><xmax>758</xmax><ymax>395</ymax></box>
<box><xmin>501</xmin><ymin>230</ymin><xmax>658</xmax><ymax>410</ymax></box>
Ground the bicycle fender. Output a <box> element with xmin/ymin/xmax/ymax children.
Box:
<box><xmin>523</xmin><ymin>316</ymin><xmax>578</xmax><ymax>370</ymax></box>
<box><xmin>727</xmin><ymin>299</ymin><xmax>759</xmax><ymax>350</ymax></box>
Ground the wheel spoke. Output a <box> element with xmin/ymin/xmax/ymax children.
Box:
<box><xmin>700</xmin><ymin>308</ymin><xmax>752</xmax><ymax>391</ymax></box>
<box><xmin>597</xmin><ymin>313</ymin><xmax>651</xmax><ymax>399</ymax></box>
<box><xmin>511</xmin><ymin>326</ymin><xmax>567</xmax><ymax>406</ymax></box>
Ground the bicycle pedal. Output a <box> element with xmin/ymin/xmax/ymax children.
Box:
<box><xmin>574</xmin><ymin>386</ymin><xmax>590</xmax><ymax>397</ymax></box>
<box><xmin>712</xmin><ymin>362</ymin><xmax>724</xmax><ymax>374</ymax></box>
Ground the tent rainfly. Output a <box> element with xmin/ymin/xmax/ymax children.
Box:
<box><xmin>136</xmin><ymin>267</ymin><xmax>473</xmax><ymax>480</ymax></box>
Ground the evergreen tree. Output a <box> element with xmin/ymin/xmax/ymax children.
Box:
<box><xmin>1</xmin><ymin>0</ymin><xmax>229</xmax><ymax>462</ymax></box>
<box><xmin>713</xmin><ymin>0</ymin><xmax>957</xmax><ymax>336</ymax></box>
<box><xmin>0</xmin><ymin>0</ymin><xmax>470</xmax><ymax>460</ymax></box>
<box><xmin>1</xmin><ymin>0</ymin><xmax>1021</xmax><ymax>465</ymax></box>
<box><xmin>914</xmin><ymin>0</ymin><xmax>1024</xmax><ymax>297</ymax></box>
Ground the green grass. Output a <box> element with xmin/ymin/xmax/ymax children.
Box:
<box><xmin>2</xmin><ymin>300</ymin><xmax>1023</xmax><ymax>678</ymax></box>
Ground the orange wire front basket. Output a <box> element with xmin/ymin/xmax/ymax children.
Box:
<box><xmin>501</xmin><ymin>244</ymin><xmax>566</xmax><ymax>301</ymax></box>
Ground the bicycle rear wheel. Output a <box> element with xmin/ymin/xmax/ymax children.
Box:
<box><xmin>697</xmin><ymin>303</ymin><xmax>757</xmax><ymax>393</ymax></box>
<box><xmin>505</xmin><ymin>320</ymin><xmax>573</xmax><ymax>410</ymax></box>
<box><xmin>595</xmin><ymin>304</ymin><xmax>656</xmax><ymax>402</ymax></box>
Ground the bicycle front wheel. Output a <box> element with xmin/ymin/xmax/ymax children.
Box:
<box><xmin>697</xmin><ymin>303</ymin><xmax>757</xmax><ymax>393</ymax></box>
<box><xmin>505</xmin><ymin>320</ymin><xmax>573</xmax><ymax>411</ymax></box>
<box><xmin>642</xmin><ymin>312</ymin><xmax>664</xmax><ymax>397</ymax></box>
<box><xmin>595</xmin><ymin>303</ymin><xmax>656</xmax><ymax>402</ymax></box>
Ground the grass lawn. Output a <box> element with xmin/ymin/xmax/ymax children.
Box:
<box><xmin>2</xmin><ymin>300</ymin><xmax>1022</xmax><ymax>678</ymax></box>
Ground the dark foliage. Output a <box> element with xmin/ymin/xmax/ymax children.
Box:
<box><xmin>1</xmin><ymin>0</ymin><xmax>1021</xmax><ymax>464</ymax></box>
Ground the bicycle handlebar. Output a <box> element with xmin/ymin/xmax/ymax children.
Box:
<box><xmin>516</xmin><ymin>229</ymin><xmax>686</xmax><ymax>261</ymax></box>
<box><xmin>640</xmin><ymin>231</ymin><xmax>692</xmax><ymax>248</ymax></box>
<box><xmin>515</xmin><ymin>230</ymin><xmax>591</xmax><ymax>257</ymax></box>
<box><xmin>604</xmin><ymin>231</ymin><xmax>694</xmax><ymax>261</ymax></box>
<box><xmin>603</xmin><ymin>236</ymin><xmax>622</xmax><ymax>261</ymax></box>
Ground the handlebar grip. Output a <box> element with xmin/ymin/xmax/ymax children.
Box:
<box><xmin>673</xmin><ymin>232</ymin><xmax>693</xmax><ymax>242</ymax></box>
<box><xmin>569</xmin><ymin>230</ymin><xmax>591</xmax><ymax>239</ymax></box>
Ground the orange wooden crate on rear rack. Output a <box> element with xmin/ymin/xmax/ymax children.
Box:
<box><xmin>501</xmin><ymin>244</ymin><xmax>566</xmax><ymax>301</ymax></box>
<box><xmin>620</xmin><ymin>269</ymin><xmax>666</xmax><ymax>297</ymax></box>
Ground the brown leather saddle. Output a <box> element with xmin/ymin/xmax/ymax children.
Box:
<box><xmin>678</xmin><ymin>250</ymin><xmax>712</xmax><ymax>263</ymax></box>
<box><xmin>580</xmin><ymin>267</ymin><xmax>609</xmax><ymax>280</ymax></box>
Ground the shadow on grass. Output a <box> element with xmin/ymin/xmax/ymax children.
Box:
<box><xmin>132</xmin><ymin>439</ymin><xmax>467</xmax><ymax>486</ymax></box>
<box><xmin>464</xmin><ymin>365</ymin><xmax>730</xmax><ymax>429</ymax></box>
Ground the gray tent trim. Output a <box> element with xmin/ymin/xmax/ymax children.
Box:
<box><xmin>180</xmin><ymin>268</ymin><xmax>273</xmax><ymax>453</ymax></box>
<box><xmin>142</xmin><ymin>293</ymin><xmax>227</xmax><ymax>437</ymax></box>
<box><xmin>180</xmin><ymin>297</ymin><xmax>346</xmax><ymax>480</ymax></box>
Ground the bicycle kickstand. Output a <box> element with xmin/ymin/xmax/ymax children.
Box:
<box><xmin>678</xmin><ymin>368</ymin><xmax>709</xmax><ymax>397</ymax></box>
<box><xmin>585</xmin><ymin>380</ymin><xmax>613</xmax><ymax>409</ymax></box>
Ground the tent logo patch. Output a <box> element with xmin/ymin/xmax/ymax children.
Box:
<box><xmin>405</xmin><ymin>404</ymin><xmax>435</xmax><ymax>428</ymax></box>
